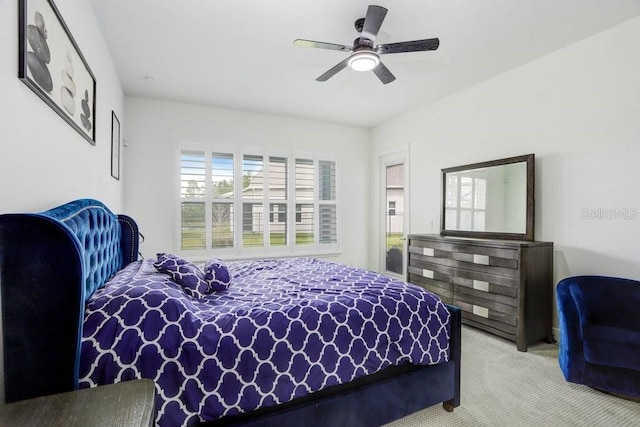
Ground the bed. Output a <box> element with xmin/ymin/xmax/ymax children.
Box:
<box><xmin>0</xmin><ymin>199</ymin><xmax>461</xmax><ymax>426</ymax></box>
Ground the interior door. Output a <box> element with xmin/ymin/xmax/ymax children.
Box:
<box><xmin>381</xmin><ymin>157</ymin><xmax>407</xmax><ymax>277</ymax></box>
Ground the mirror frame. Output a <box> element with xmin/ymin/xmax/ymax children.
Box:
<box><xmin>440</xmin><ymin>153</ymin><xmax>535</xmax><ymax>241</ymax></box>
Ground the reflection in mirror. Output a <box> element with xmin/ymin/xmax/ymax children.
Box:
<box><xmin>444</xmin><ymin>162</ymin><xmax>526</xmax><ymax>233</ymax></box>
<box><xmin>441</xmin><ymin>154</ymin><xmax>534</xmax><ymax>240</ymax></box>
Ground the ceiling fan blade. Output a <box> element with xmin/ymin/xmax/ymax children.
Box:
<box><xmin>372</xmin><ymin>62</ymin><xmax>396</xmax><ymax>84</ymax></box>
<box><xmin>316</xmin><ymin>57</ymin><xmax>350</xmax><ymax>82</ymax></box>
<box><xmin>377</xmin><ymin>38</ymin><xmax>440</xmax><ymax>54</ymax></box>
<box><xmin>360</xmin><ymin>5</ymin><xmax>388</xmax><ymax>46</ymax></box>
<box><xmin>294</xmin><ymin>39</ymin><xmax>352</xmax><ymax>52</ymax></box>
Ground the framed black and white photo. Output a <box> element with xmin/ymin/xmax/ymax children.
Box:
<box><xmin>111</xmin><ymin>111</ymin><xmax>120</xmax><ymax>180</ymax></box>
<box><xmin>19</xmin><ymin>0</ymin><xmax>97</xmax><ymax>145</ymax></box>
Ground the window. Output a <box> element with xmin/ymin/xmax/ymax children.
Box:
<box><xmin>318</xmin><ymin>160</ymin><xmax>337</xmax><ymax>244</ymax></box>
<box><xmin>388</xmin><ymin>201</ymin><xmax>396</xmax><ymax>216</ymax></box>
<box><xmin>211</xmin><ymin>153</ymin><xmax>234</xmax><ymax>248</ymax></box>
<box><xmin>180</xmin><ymin>150</ymin><xmax>206</xmax><ymax>250</ymax></box>
<box><xmin>444</xmin><ymin>173</ymin><xmax>487</xmax><ymax>231</ymax></box>
<box><xmin>178</xmin><ymin>144</ymin><xmax>338</xmax><ymax>256</ymax></box>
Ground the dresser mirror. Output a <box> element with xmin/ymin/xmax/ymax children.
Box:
<box><xmin>441</xmin><ymin>153</ymin><xmax>534</xmax><ymax>240</ymax></box>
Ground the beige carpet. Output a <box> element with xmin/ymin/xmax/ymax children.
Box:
<box><xmin>386</xmin><ymin>326</ymin><xmax>640</xmax><ymax>426</ymax></box>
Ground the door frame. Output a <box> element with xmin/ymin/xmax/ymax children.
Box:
<box><xmin>378</xmin><ymin>147</ymin><xmax>410</xmax><ymax>277</ymax></box>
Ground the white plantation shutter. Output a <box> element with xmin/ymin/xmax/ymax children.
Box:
<box><xmin>295</xmin><ymin>159</ymin><xmax>315</xmax><ymax>200</ymax></box>
<box><xmin>268</xmin><ymin>157</ymin><xmax>287</xmax><ymax>200</ymax></box>
<box><xmin>295</xmin><ymin>159</ymin><xmax>315</xmax><ymax>245</ymax></box>
<box><xmin>242</xmin><ymin>155</ymin><xmax>265</xmax><ymax>247</ymax></box>
<box><xmin>181</xmin><ymin>150</ymin><xmax>206</xmax><ymax>198</ymax></box>
<box><xmin>319</xmin><ymin>160</ymin><xmax>337</xmax><ymax>244</ymax></box>
<box><xmin>211</xmin><ymin>152</ymin><xmax>235</xmax><ymax>248</ymax></box>
<box><xmin>319</xmin><ymin>205</ymin><xmax>337</xmax><ymax>243</ymax></box>
<box><xmin>242</xmin><ymin>155</ymin><xmax>264</xmax><ymax>199</ymax></box>
<box><xmin>180</xmin><ymin>150</ymin><xmax>206</xmax><ymax>250</ymax></box>
<box><xmin>212</xmin><ymin>153</ymin><xmax>234</xmax><ymax>198</ymax></box>
<box><xmin>268</xmin><ymin>157</ymin><xmax>288</xmax><ymax>246</ymax></box>
<box><xmin>319</xmin><ymin>160</ymin><xmax>336</xmax><ymax>201</ymax></box>
<box><xmin>295</xmin><ymin>203</ymin><xmax>314</xmax><ymax>245</ymax></box>
<box><xmin>269</xmin><ymin>203</ymin><xmax>287</xmax><ymax>246</ymax></box>
<box><xmin>211</xmin><ymin>202</ymin><xmax>234</xmax><ymax>248</ymax></box>
<box><xmin>178</xmin><ymin>145</ymin><xmax>338</xmax><ymax>255</ymax></box>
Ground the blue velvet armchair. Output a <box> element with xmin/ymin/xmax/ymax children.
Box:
<box><xmin>557</xmin><ymin>276</ymin><xmax>640</xmax><ymax>398</ymax></box>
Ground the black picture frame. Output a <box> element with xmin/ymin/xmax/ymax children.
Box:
<box><xmin>18</xmin><ymin>0</ymin><xmax>97</xmax><ymax>145</ymax></box>
<box><xmin>111</xmin><ymin>111</ymin><xmax>120</xmax><ymax>180</ymax></box>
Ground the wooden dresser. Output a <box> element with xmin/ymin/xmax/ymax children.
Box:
<box><xmin>407</xmin><ymin>234</ymin><xmax>553</xmax><ymax>351</ymax></box>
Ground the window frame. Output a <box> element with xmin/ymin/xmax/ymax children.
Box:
<box><xmin>176</xmin><ymin>143</ymin><xmax>339</xmax><ymax>259</ymax></box>
<box><xmin>444</xmin><ymin>172</ymin><xmax>487</xmax><ymax>232</ymax></box>
<box><xmin>388</xmin><ymin>201</ymin><xmax>396</xmax><ymax>216</ymax></box>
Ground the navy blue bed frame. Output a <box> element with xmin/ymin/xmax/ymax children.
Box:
<box><xmin>0</xmin><ymin>199</ymin><xmax>460</xmax><ymax>426</ymax></box>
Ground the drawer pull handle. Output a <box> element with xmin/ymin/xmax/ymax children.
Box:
<box><xmin>473</xmin><ymin>280</ymin><xmax>489</xmax><ymax>292</ymax></box>
<box><xmin>473</xmin><ymin>254</ymin><xmax>490</xmax><ymax>265</ymax></box>
<box><xmin>473</xmin><ymin>305</ymin><xmax>489</xmax><ymax>318</ymax></box>
<box><xmin>422</xmin><ymin>269</ymin><xmax>434</xmax><ymax>279</ymax></box>
<box><xmin>422</xmin><ymin>248</ymin><xmax>434</xmax><ymax>256</ymax></box>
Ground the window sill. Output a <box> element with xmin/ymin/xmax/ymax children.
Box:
<box><xmin>181</xmin><ymin>249</ymin><xmax>342</xmax><ymax>263</ymax></box>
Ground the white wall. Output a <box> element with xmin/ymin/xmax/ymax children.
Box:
<box><xmin>371</xmin><ymin>17</ymin><xmax>640</xmax><ymax>331</ymax></box>
<box><xmin>123</xmin><ymin>97</ymin><xmax>371</xmax><ymax>268</ymax></box>
<box><xmin>0</xmin><ymin>0</ymin><xmax>125</xmax><ymax>213</ymax></box>
<box><xmin>0</xmin><ymin>0</ymin><xmax>124</xmax><ymax>404</ymax></box>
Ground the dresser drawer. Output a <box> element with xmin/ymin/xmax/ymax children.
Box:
<box><xmin>453</xmin><ymin>294</ymin><xmax>517</xmax><ymax>333</ymax></box>
<box><xmin>447</xmin><ymin>242</ymin><xmax>519</xmax><ymax>264</ymax></box>
<box><xmin>410</xmin><ymin>238</ymin><xmax>519</xmax><ymax>268</ymax></box>
<box><xmin>459</xmin><ymin>310</ymin><xmax>517</xmax><ymax>338</ymax></box>
<box><xmin>452</xmin><ymin>275</ymin><xmax>518</xmax><ymax>297</ymax></box>
<box><xmin>454</xmin><ymin>285</ymin><xmax>517</xmax><ymax>319</ymax></box>
<box><xmin>408</xmin><ymin>269</ymin><xmax>453</xmax><ymax>303</ymax></box>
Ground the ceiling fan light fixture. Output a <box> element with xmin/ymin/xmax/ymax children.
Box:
<box><xmin>347</xmin><ymin>51</ymin><xmax>380</xmax><ymax>72</ymax></box>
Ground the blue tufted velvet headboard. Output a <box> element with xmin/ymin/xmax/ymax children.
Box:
<box><xmin>0</xmin><ymin>199</ymin><xmax>140</xmax><ymax>403</ymax></box>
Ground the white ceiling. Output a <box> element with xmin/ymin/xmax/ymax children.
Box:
<box><xmin>90</xmin><ymin>0</ymin><xmax>640</xmax><ymax>128</ymax></box>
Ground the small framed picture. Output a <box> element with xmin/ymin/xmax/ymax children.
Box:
<box><xmin>111</xmin><ymin>111</ymin><xmax>120</xmax><ymax>180</ymax></box>
<box><xmin>18</xmin><ymin>0</ymin><xmax>97</xmax><ymax>144</ymax></box>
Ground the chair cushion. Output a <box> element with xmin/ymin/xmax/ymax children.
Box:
<box><xmin>583</xmin><ymin>325</ymin><xmax>640</xmax><ymax>371</ymax></box>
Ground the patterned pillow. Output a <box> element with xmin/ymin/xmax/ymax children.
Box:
<box><xmin>153</xmin><ymin>253</ymin><xmax>210</xmax><ymax>298</ymax></box>
<box><xmin>204</xmin><ymin>258</ymin><xmax>232</xmax><ymax>291</ymax></box>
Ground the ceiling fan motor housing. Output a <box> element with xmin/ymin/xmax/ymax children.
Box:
<box><xmin>353</xmin><ymin>38</ymin><xmax>372</xmax><ymax>49</ymax></box>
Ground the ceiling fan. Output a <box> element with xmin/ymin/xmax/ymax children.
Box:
<box><xmin>294</xmin><ymin>5</ymin><xmax>439</xmax><ymax>84</ymax></box>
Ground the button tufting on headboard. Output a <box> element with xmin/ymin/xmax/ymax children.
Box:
<box><xmin>41</xmin><ymin>199</ymin><xmax>125</xmax><ymax>301</ymax></box>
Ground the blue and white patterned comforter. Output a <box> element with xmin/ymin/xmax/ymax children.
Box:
<box><xmin>79</xmin><ymin>257</ymin><xmax>451</xmax><ymax>426</ymax></box>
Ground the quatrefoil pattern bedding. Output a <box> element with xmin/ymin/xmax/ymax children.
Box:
<box><xmin>79</xmin><ymin>257</ymin><xmax>451</xmax><ymax>427</ymax></box>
